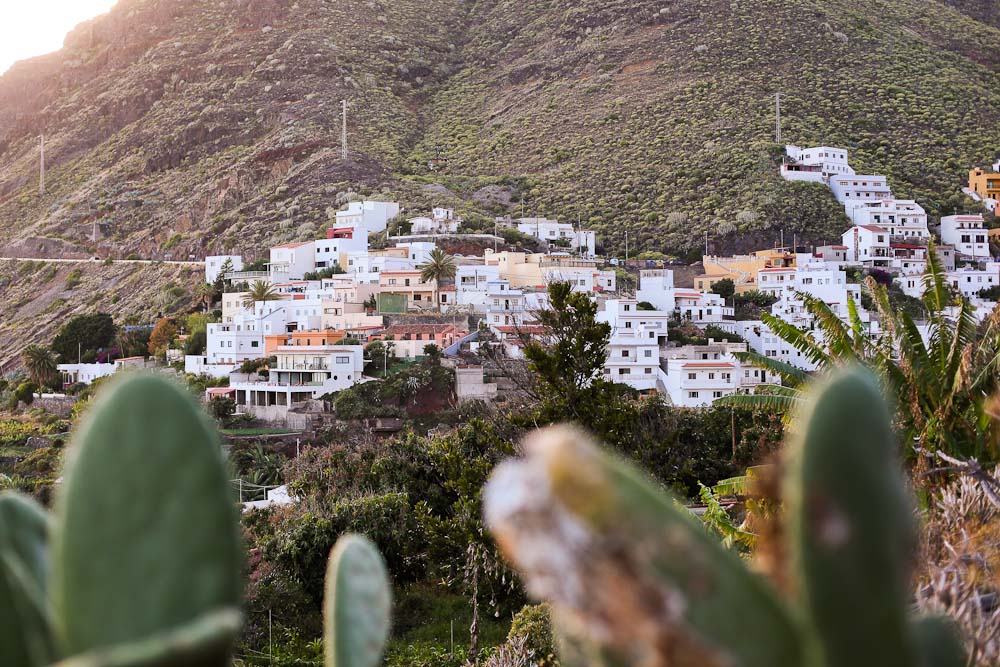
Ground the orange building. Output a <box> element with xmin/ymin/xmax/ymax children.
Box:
<box><xmin>969</xmin><ymin>167</ymin><xmax>1000</xmax><ymax>214</ymax></box>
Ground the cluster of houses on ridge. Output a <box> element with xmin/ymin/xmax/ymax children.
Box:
<box><xmin>57</xmin><ymin>144</ymin><xmax>1000</xmax><ymax>420</ymax></box>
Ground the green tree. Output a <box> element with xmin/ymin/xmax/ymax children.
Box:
<box><xmin>20</xmin><ymin>345</ymin><xmax>59</xmax><ymax>390</ymax></box>
<box><xmin>418</xmin><ymin>247</ymin><xmax>457</xmax><ymax>312</ymax></box>
<box><xmin>196</xmin><ymin>283</ymin><xmax>218</xmax><ymax>313</ymax></box>
<box><xmin>523</xmin><ymin>281</ymin><xmax>614</xmax><ymax>422</ymax></box>
<box><xmin>51</xmin><ymin>313</ymin><xmax>116</xmax><ymax>363</ymax></box>
<box><xmin>711</xmin><ymin>278</ymin><xmax>736</xmax><ymax>300</ymax></box>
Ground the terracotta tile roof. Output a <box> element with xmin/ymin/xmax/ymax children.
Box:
<box><xmin>857</xmin><ymin>225</ymin><xmax>889</xmax><ymax>233</ymax></box>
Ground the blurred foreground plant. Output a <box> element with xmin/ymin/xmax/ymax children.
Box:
<box><xmin>484</xmin><ymin>367</ymin><xmax>966</xmax><ymax>667</ymax></box>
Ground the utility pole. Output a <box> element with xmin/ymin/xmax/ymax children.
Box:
<box><xmin>704</xmin><ymin>231</ymin><xmax>709</xmax><ymax>257</ymax></box>
<box><xmin>774</xmin><ymin>92</ymin><xmax>783</xmax><ymax>144</ymax></box>
<box><xmin>625</xmin><ymin>230</ymin><xmax>629</xmax><ymax>264</ymax></box>
<box><xmin>39</xmin><ymin>135</ymin><xmax>45</xmax><ymax>195</ymax></box>
<box><xmin>340</xmin><ymin>100</ymin><xmax>348</xmax><ymax>161</ymax></box>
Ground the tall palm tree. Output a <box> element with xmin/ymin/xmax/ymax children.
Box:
<box><xmin>721</xmin><ymin>244</ymin><xmax>1000</xmax><ymax>462</ymax></box>
<box><xmin>241</xmin><ymin>280</ymin><xmax>281</xmax><ymax>310</ymax></box>
<box><xmin>21</xmin><ymin>345</ymin><xmax>59</xmax><ymax>390</ymax></box>
<box><xmin>419</xmin><ymin>247</ymin><xmax>457</xmax><ymax>312</ymax></box>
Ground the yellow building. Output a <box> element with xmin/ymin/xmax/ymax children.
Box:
<box><xmin>970</xmin><ymin>167</ymin><xmax>1000</xmax><ymax>214</ymax></box>
<box><xmin>483</xmin><ymin>250</ymin><xmax>604</xmax><ymax>289</ymax></box>
<box><xmin>694</xmin><ymin>249</ymin><xmax>796</xmax><ymax>294</ymax></box>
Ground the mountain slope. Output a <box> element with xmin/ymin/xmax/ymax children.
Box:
<box><xmin>0</xmin><ymin>0</ymin><xmax>999</xmax><ymax>359</ymax></box>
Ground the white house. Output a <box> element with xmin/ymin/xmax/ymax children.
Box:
<box><xmin>344</xmin><ymin>252</ymin><xmax>415</xmax><ymax>284</ymax></box>
<box><xmin>315</xmin><ymin>229</ymin><xmax>367</xmax><ymax>270</ymax></box>
<box><xmin>603</xmin><ymin>326</ymin><xmax>661</xmax><ymax>391</ymax></box>
<box><xmin>515</xmin><ymin>218</ymin><xmax>597</xmax><ymax>256</ymax></box>
<box><xmin>660</xmin><ymin>341</ymin><xmax>759</xmax><ymax>407</ymax></box>
<box><xmin>544</xmin><ymin>265</ymin><xmax>616</xmax><ymax>293</ymax></box>
<box><xmin>940</xmin><ymin>214</ymin><xmax>989</xmax><ymax>260</ymax></box>
<box><xmin>269</xmin><ymin>242</ymin><xmax>316</xmax><ymax>281</ymax></box>
<box><xmin>455</xmin><ymin>265</ymin><xmax>502</xmax><ymax>311</ymax></box>
<box><xmin>830</xmin><ymin>175</ymin><xmax>892</xmax><ymax>212</ymax></box>
<box><xmin>946</xmin><ymin>263</ymin><xmax>1000</xmax><ymax>298</ymax></box>
<box><xmin>842</xmin><ymin>225</ymin><xmax>890</xmax><ymax>266</ymax></box>
<box><xmin>205</xmin><ymin>255</ymin><xmax>243</xmax><ymax>283</ymax></box>
<box><xmin>230</xmin><ymin>344</ymin><xmax>366</xmax><ymax>422</ymax></box>
<box><xmin>598</xmin><ymin>299</ymin><xmax>672</xmax><ymax>392</ymax></box>
<box><xmin>848</xmin><ymin>199</ymin><xmax>929</xmax><ymax>240</ymax></box>
<box><xmin>58</xmin><ymin>363</ymin><xmax>117</xmax><ymax>386</ymax></box>
<box><xmin>635</xmin><ymin>269</ymin><xmax>676</xmax><ymax>311</ymax></box>
<box><xmin>396</xmin><ymin>242</ymin><xmax>437</xmax><ymax>264</ymax></box>
<box><xmin>335</xmin><ymin>201</ymin><xmax>400</xmax><ymax>234</ymax></box>
<box><xmin>781</xmin><ymin>145</ymin><xmax>854</xmax><ymax>183</ymax></box>
<box><xmin>410</xmin><ymin>208</ymin><xmax>460</xmax><ymax>234</ymax></box>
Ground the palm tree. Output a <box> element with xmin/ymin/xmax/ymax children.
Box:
<box><xmin>419</xmin><ymin>247</ymin><xmax>457</xmax><ymax>312</ymax></box>
<box><xmin>241</xmin><ymin>280</ymin><xmax>281</xmax><ymax>310</ymax></box>
<box><xmin>21</xmin><ymin>345</ymin><xmax>59</xmax><ymax>390</ymax></box>
<box><xmin>197</xmin><ymin>283</ymin><xmax>218</xmax><ymax>313</ymax></box>
<box><xmin>721</xmin><ymin>244</ymin><xmax>1000</xmax><ymax>462</ymax></box>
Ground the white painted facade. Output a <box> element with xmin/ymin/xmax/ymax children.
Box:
<box><xmin>515</xmin><ymin>218</ymin><xmax>597</xmax><ymax>256</ymax></box>
<box><xmin>940</xmin><ymin>215</ymin><xmax>989</xmax><ymax>260</ymax></box>
<box><xmin>205</xmin><ymin>255</ymin><xmax>243</xmax><ymax>283</ymax></box>
<box><xmin>315</xmin><ymin>233</ymin><xmax>367</xmax><ymax>270</ymax></box>
<box><xmin>830</xmin><ymin>174</ymin><xmax>893</xmax><ymax>212</ymax></box>
<box><xmin>781</xmin><ymin>145</ymin><xmax>854</xmax><ymax>182</ymax></box>
<box><xmin>842</xmin><ymin>225</ymin><xmax>890</xmax><ymax>265</ymax></box>
<box><xmin>58</xmin><ymin>363</ymin><xmax>117</xmax><ymax>386</ymax></box>
<box><xmin>848</xmin><ymin>199</ymin><xmax>929</xmax><ymax>239</ymax></box>
<box><xmin>635</xmin><ymin>269</ymin><xmax>676</xmax><ymax>312</ymax></box>
<box><xmin>335</xmin><ymin>201</ymin><xmax>400</xmax><ymax>234</ymax></box>
<box><xmin>269</xmin><ymin>242</ymin><xmax>316</xmax><ymax>281</ymax></box>
<box><xmin>231</xmin><ymin>345</ymin><xmax>366</xmax><ymax>421</ymax></box>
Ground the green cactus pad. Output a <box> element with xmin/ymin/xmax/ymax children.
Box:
<box><xmin>911</xmin><ymin>616</ymin><xmax>966</xmax><ymax>667</ymax></box>
<box><xmin>50</xmin><ymin>374</ymin><xmax>242</xmax><ymax>659</ymax></box>
<box><xmin>0</xmin><ymin>491</ymin><xmax>55</xmax><ymax>667</ymax></box>
<box><xmin>48</xmin><ymin>607</ymin><xmax>241</xmax><ymax>667</ymax></box>
<box><xmin>785</xmin><ymin>367</ymin><xmax>917</xmax><ymax>667</ymax></box>
<box><xmin>324</xmin><ymin>534</ymin><xmax>392</xmax><ymax>667</ymax></box>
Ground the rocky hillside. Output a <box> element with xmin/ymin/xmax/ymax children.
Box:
<box><xmin>0</xmin><ymin>0</ymin><xmax>999</xmax><ymax>352</ymax></box>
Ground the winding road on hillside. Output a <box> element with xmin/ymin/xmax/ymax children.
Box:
<box><xmin>0</xmin><ymin>257</ymin><xmax>204</xmax><ymax>266</ymax></box>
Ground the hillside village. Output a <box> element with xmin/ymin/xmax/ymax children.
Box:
<box><xmin>44</xmin><ymin>144</ymin><xmax>1000</xmax><ymax>421</ymax></box>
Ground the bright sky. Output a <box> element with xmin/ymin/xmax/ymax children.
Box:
<box><xmin>0</xmin><ymin>1</ymin><xmax>118</xmax><ymax>74</ymax></box>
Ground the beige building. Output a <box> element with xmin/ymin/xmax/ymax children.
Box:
<box><xmin>694</xmin><ymin>249</ymin><xmax>796</xmax><ymax>294</ymax></box>
<box><xmin>483</xmin><ymin>250</ymin><xmax>609</xmax><ymax>290</ymax></box>
<box><xmin>378</xmin><ymin>270</ymin><xmax>438</xmax><ymax>310</ymax></box>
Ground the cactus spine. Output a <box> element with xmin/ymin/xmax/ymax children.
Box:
<box><xmin>324</xmin><ymin>534</ymin><xmax>392</xmax><ymax>667</ymax></box>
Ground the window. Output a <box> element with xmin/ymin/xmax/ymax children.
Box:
<box><xmin>713</xmin><ymin>391</ymin><xmax>723</xmax><ymax>398</ymax></box>
<box><xmin>708</xmin><ymin>373</ymin><xmax>715</xmax><ymax>379</ymax></box>
<box><xmin>621</xmin><ymin>350</ymin><xmax>629</xmax><ymax>357</ymax></box>
<box><xmin>644</xmin><ymin>349</ymin><xmax>652</xmax><ymax>358</ymax></box>
<box><xmin>336</xmin><ymin>356</ymin><xmax>350</xmax><ymax>364</ymax></box>
<box><xmin>687</xmin><ymin>373</ymin><xmax>697</xmax><ymax>380</ymax></box>
<box><xmin>689</xmin><ymin>391</ymin><xmax>699</xmax><ymax>398</ymax></box>
<box><xmin>251</xmin><ymin>341</ymin><xmax>259</xmax><ymax>348</ymax></box>
<box><xmin>645</xmin><ymin>368</ymin><xmax>652</xmax><ymax>374</ymax></box>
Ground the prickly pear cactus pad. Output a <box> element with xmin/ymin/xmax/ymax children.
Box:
<box><xmin>325</xmin><ymin>534</ymin><xmax>392</xmax><ymax>667</ymax></box>
<box><xmin>784</xmin><ymin>367</ymin><xmax>917</xmax><ymax>667</ymax></box>
<box><xmin>483</xmin><ymin>424</ymin><xmax>803</xmax><ymax>667</ymax></box>
<box><xmin>0</xmin><ymin>491</ymin><xmax>55</xmax><ymax>667</ymax></box>
<box><xmin>49</xmin><ymin>374</ymin><xmax>242</xmax><ymax>659</ymax></box>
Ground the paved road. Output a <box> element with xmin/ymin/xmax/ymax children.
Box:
<box><xmin>0</xmin><ymin>256</ymin><xmax>204</xmax><ymax>266</ymax></box>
